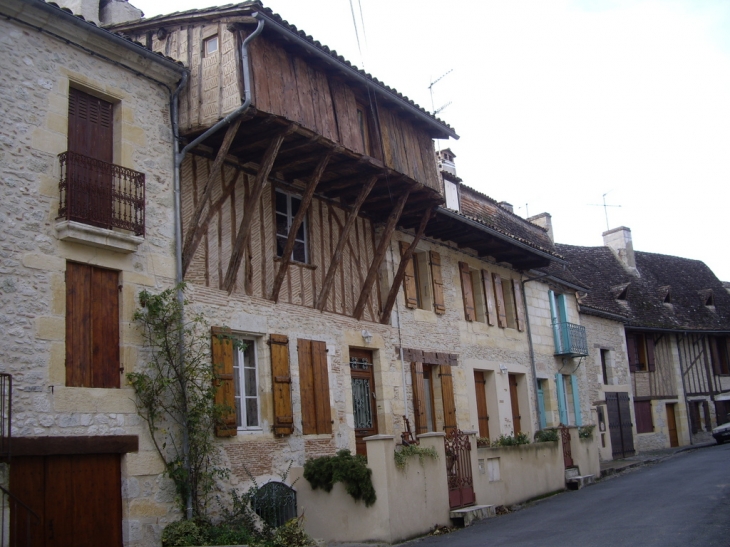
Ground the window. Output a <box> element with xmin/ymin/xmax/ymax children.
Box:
<box><xmin>411</xmin><ymin>362</ymin><xmax>456</xmax><ymax>434</ymax></box>
<box><xmin>458</xmin><ymin>262</ymin><xmax>477</xmax><ymax>321</ymax></box>
<box><xmin>234</xmin><ymin>339</ymin><xmax>260</xmax><ymax>430</ymax></box>
<box><xmin>709</xmin><ymin>336</ymin><xmax>730</xmax><ymax>375</ymax></box>
<box><xmin>204</xmin><ymin>35</ymin><xmax>218</xmax><ymax>56</ymax></box>
<box><xmin>600</xmin><ymin>349</ymin><xmax>610</xmax><ymax>385</ymax></box>
<box><xmin>66</xmin><ymin>262</ymin><xmax>120</xmax><ymax>388</ymax></box>
<box><xmin>494</xmin><ymin>275</ymin><xmax>524</xmax><ymax>330</ymax></box>
<box><xmin>555</xmin><ymin>373</ymin><xmax>582</xmax><ymax>426</ymax></box>
<box><xmin>275</xmin><ymin>189</ymin><xmax>308</xmax><ymax>263</ymax></box>
<box><xmin>474</xmin><ymin>371</ymin><xmax>490</xmax><ymax>438</ymax></box>
<box><xmin>401</xmin><ymin>244</ymin><xmax>445</xmax><ymax>314</ymax></box>
<box><xmin>634</xmin><ymin>400</ymin><xmax>653</xmax><ymax>433</ymax></box>
<box><xmin>298</xmin><ymin>339</ymin><xmax>332</xmax><ymax>435</ymax></box>
<box><xmin>508</xmin><ymin>374</ymin><xmax>522</xmax><ymax>434</ymax></box>
<box><xmin>626</xmin><ymin>332</ymin><xmax>656</xmax><ymax>372</ymax></box>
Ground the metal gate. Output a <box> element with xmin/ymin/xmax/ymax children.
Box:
<box><xmin>560</xmin><ymin>425</ymin><xmax>573</xmax><ymax>468</ymax></box>
<box><xmin>444</xmin><ymin>429</ymin><xmax>475</xmax><ymax>509</ymax></box>
<box><xmin>606</xmin><ymin>392</ymin><xmax>635</xmax><ymax>459</ymax></box>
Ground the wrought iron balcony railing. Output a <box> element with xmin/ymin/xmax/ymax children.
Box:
<box><xmin>552</xmin><ymin>321</ymin><xmax>589</xmax><ymax>357</ymax></box>
<box><xmin>58</xmin><ymin>151</ymin><xmax>145</xmax><ymax>236</ymax></box>
<box><xmin>0</xmin><ymin>373</ymin><xmax>11</xmax><ymax>459</ymax></box>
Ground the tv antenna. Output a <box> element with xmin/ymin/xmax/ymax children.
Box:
<box><xmin>428</xmin><ymin>69</ymin><xmax>453</xmax><ymax>115</ymax></box>
<box><xmin>588</xmin><ymin>192</ymin><xmax>621</xmax><ymax>231</ymax></box>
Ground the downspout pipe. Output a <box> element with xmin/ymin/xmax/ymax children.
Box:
<box><xmin>170</xmin><ymin>18</ymin><xmax>264</xmax><ymax>520</ymax></box>
<box><xmin>521</xmin><ymin>272</ymin><xmax>551</xmax><ymax>433</ymax></box>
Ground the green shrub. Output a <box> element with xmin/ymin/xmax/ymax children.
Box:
<box><xmin>394</xmin><ymin>444</ymin><xmax>438</xmax><ymax>470</ymax></box>
<box><xmin>161</xmin><ymin>520</ymin><xmax>207</xmax><ymax>547</ymax></box>
<box><xmin>303</xmin><ymin>449</ymin><xmax>376</xmax><ymax>507</ymax></box>
<box><xmin>494</xmin><ymin>432</ymin><xmax>531</xmax><ymax>446</ymax></box>
<box><xmin>578</xmin><ymin>424</ymin><xmax>596</xmax><ymax>439</ymax></box>
<box><xmin>534</xmin><ymin>429</ymin><xmax>558</xmax><ymax>443</ymax></box>
<box><xmin>270</xmin><ymin>517</ymin><xmax>316</xmax><ymax>547</ymax></box>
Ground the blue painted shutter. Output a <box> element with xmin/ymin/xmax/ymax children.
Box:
<box><xmin>557</xmin><ymin>294</ymin><xmax>571</xmax><ymax>352</ymax></box>
<box><xmin>570</xmin><ymin>374</ymin><xmax>582</xmax><ymax>426</ymax></box>
<box><xmin>548</xmin><ymin>291</ymin><xmax>562</xmax><ymax>353</ymax></box>
<box><xmin>555</xmin><ymin>373</ymin><xmax>568</xmax><ymax>425</ymax></box>
<box><xmin>537</xmin><ymin>380</ymin><xmax>547</xmax><ymax>429</ymax></box>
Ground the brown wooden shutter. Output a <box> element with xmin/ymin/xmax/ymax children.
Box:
<box><xmin>646</xmin><ymin>335</ymin><xmax>656</xmax><ymax>372</ymax></box>
<box><xmin>709</xmin><ymin>337</ymin><xmax>722</xmax><ymax>375</ymax></box>
<box><xmin>440</xmin><ymin>365</ymin><xmax>457</xmax><ymax>433</ymax></box>
<box><xmin>400</xmin><ymin>241</ymin><xmax>418</xmax><ymax>309</ymax></box>
<box><xmin>492</xmin><ymin>273</ymin><xmax>508</xmax><ymax>328</ymax></box>
<box><xmin>66</xmin><ymin>263</ymin><xmax>119</xmax><ymax>389</ymax></box>
<box><xmin>474</xmin><ymin>371</ymin><xmax>489</xmax><ymax>438</ymax></box>
<box><xmin>270</xmin><ymin>334</ymin><xmax>294</xmax><ymax>435</ymax></box>
<box><xmin>298</xmin><ymin>339</ymin><xmax>332</xmax><ymax>435</ymax></box>
<box><xmin>411</xmin><ymin>362</ymin><xmax>427</xmax><ymax>434</ymax></box>
<box><xmin>509</xmin><ymin>374</ymin><xmax>521</xmax><ymax>435</ymax></box>
<box><xmin>512</xmin><ymin>279</ymin><xmax>526</xmax><ymax>332</ymax></box>
<box><xmin>626</xmin><ymin>333</ymin><xmax>639</xmax><ymax>372</ymax></box>
<box><xmin>482</xmin><ymin>270</ymin><xmax>497</xmax><ymax>326</ymax></box>
<box><xmin>68</xmin><ymin>87</ymin><xmax>113</xmax><ymax>162</ymax></box>
<box><xmin>430</xmin><ymin>251</ymin><xmax>446</xmax><ymax>314</ymax></box>
<box><xmin>212</xmin><ymin>332</ymin><xmax>237</xmax><ymax>437</ymax></box>
<box><xmin>459</xmin><ymin>262</ymin><xmax>476</xmax><ymax>321</ymax></box>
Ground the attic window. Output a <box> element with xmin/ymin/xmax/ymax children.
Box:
<box><xmin>660</xmin><ymin>286</ymin><xmax>672</xmax><ymax>304</ymax></box>
<box><xmin>704</xmin><ymin>291</ymin><xmax>714</xmax><ymax>307</ymax></box>
<box><xmin>614</xmin><ymin>284</ymin><xmax>629</xmax><ymax>301</ymax></box>
<box><xmin>204</xmin><ymin>35</ymin><xmax>219</xmax><ymax>57</ymax></box>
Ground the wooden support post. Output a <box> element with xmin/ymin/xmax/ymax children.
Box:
<box><xmin>269</xmin><ymin>150</ymin><xmax>334</xmax><ymax>302</ymax></box>
<box><xmin>181</xmin><ymin>119</ymin><xmax>242</xmax><ymax>276</ymax></box>
<box><xmin>315</xmin><ymin>175</ymin><xmax>379</xmax><ymax>311</ymax></box>
<box><xmin>379</xmin><ymin>207</ymin><xmax>434</xmax><ymax>324</ymax></box>
<box><xmin>223</xmin><ymin>126</ymin><xmax>292</xmax><ymax>293</ymax></box>
<box><xmin>353</xmin><ymin>187</ymin><xmax>413</xmax><ymax>321</ymax></box>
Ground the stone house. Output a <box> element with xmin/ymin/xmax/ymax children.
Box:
<box><xmin>555</xmin><ymin>227</ymin><xmax>730</xmax><ymax>451</ymax></box>
<box><xmin>0</xmin><ymin>0</ymin><xmax>602</xmax><ymax>545</ymax></box>
<box><xmin>0</xmin><ymin>0</ymin><xmax>186</xmax><ymax>545</ymax></box>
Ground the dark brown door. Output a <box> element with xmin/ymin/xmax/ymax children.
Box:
<box><xmin>666</xmin><ymin>404</ymin><xmax>679</xmax><ymax>447</ymax></box>
<box><xmin>606</xmin><ymin>392</ymin><xmax>636</xmax><ymax>459</ymax></box>
<box><xmin>474</xmin><ymin>371</ymin><xmax>490</xmax><ymax>439</ymax></box>
<box><xmin>349</xmin><ymin>349</ymin><xmax>378</xmax><ymax>457</ymax></box>
<box><xmin>10</xmin><ymin>454</ymin><xmax>123</xmax><ymax>547</ymax></box>
<box><xmin>67</xmin><ymin>87</ymin><xmax>114</xmax><ymax>229</ymax></box>
<box><xmin>509</xmin><ymin>374</ymin><xmax>521</xmax><ymax>435</ymax></box>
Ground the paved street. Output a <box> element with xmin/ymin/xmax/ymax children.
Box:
<box><xmin>403</xmin><ymin>444</ymin><xmax>730</xmax><ymax>547</ymax></box>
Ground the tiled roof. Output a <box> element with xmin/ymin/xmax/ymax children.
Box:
<box><xmin>108</xmin><ymin>1</ymin><xmax>454</xmax><ymax>136</ymax></box>
<box><xmin>457</xmin><ymin>185</ymin><xmax>561</xmax><ymax>259</ymax></box>
<box><xmin>555</xmin><ymin>244</ymin><xmax>730</xmax><ymax>331</ymax></box>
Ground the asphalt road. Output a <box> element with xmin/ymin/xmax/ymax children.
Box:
<box><xmin>403</xmin><ymin>443</ymin><xmax>730</xmax><ymax>547</ymax></box>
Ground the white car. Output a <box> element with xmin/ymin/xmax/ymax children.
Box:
<box><xmin>712</xmin><ymin>421</ymin><xmax>730</xmax><ymax>444</ymax></box>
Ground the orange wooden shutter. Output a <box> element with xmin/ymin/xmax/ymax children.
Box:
<box><xmin>512</xmin><ymin>279</ymin><xmax>526</xmax><ymax>332</ymax></box>
<box><xmin>400</xmin><ymin>241</ymin><xmax>418</xmax><ymax>309</ymax></box>
<box><xmin>492</xmin><ymin>273</ymin><xmax>508</xmax><ymax>328</ymax></box>
<box><xmin>66</xmin><ymin>262</ymin><xmax>92</xmax><ymax>388</ymax></box>
<box><xmin>474</xmin><ymin>371</ymin><xmax>490</xmax><ymax>439</ymax></box>
<box><xmin>430</xmin><ymin>251</ymin><xmax>446</xmax><ymax>314</ymax></box>
<box><xmin>509</xmin><ymin>374</ymin><xmax>521</xmax><ymax>434</ymax></box>
<box><xmin>212</xmin><ymin>331</ymin><xmax>237</xmax><ymax>437</ymax></box>
<box><xmin>459</xmin><ymin>262</ymin><xmax>476</xmax><ymax>321</ymax></box>
<box><xmin>482</xmin><ymin>269</ymin><xmax>497</xmax><ymax>326</ymax></box>
<box><xmin>298</xmin><ymin>339</ymin><xmax>332</xmax><ymax>435</ymax></box>
<box><xmin>270</xmin><ymin>334</ymin><xmax>294</xmax><ymax>435</ymax></box>
<box><xmin>411</xmin><ymin>362</ymin><xmax>427</xmax><ymax>434</ymax></box>
<box><xmin>440</xmin><ymin>365</ymin><xmax>457</xmax><ymax>432</ymax></box>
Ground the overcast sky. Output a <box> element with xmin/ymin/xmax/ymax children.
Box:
<box><xmin>132</xmin><ymin>0</ymin><xmax>730</xmax><ymax>281</ymax></box>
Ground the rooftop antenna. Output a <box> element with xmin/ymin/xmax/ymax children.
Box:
<box><xmin>428</xmin><ymin>69</ymin><xmax>453</xmax><ymax>153</ymax></box>
<box><xmin>588</xmin><ymin>192</ymin><xmax>621</xmax><ymax>231</ymax></box>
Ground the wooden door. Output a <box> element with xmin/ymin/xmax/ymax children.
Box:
<box><xmin>509</xmin><ymin>374</ymin><xmax>521</xmax><ymax>435</ymax></box>
<box><xmin>666</xmin><ymin>404</ymin><xmax>679</xmax><ymax>447</ymax></box>
<box><xmin>10</xmin><ymin>454</ymin><xmax>123</xmax><ymax>547</ymax></box>
<box><xmin>349</xmin><ymin>349</ymin><xmax>378</xmax><ymax>457</ymax></box>
<box><xmin>474</xmin><ymin>371</ymin><xmax>489</xmax><ymax>438</ymax></box>
<box><xmin>606</xmin><ymin>392</ymin><xmax>636</xmax><ymax>459</ymax></box>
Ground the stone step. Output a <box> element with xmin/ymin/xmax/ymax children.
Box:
<box><xmin>450</xmin><ymin>504</ymin><xmax>495</xmax><ymax>527</ymax></box>
<box><xmin>565</xmin><ymin>466</ymin><xmax>581</xmax><ymax>479</ymax></box>
<box><xmin>566</xmin><ymin>474</ymin><xmax>595</xmax><ymax>490</ymax></box>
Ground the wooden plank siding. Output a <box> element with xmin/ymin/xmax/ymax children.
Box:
<box><xmin>126</xmin><ymin>25</ymin><xmax>441</xmax><ymax>193</ymax></box>
<box><xmin>182</xmin><ymin>153</ymin><xmax>380</xmax><ymax>320</ymax></box>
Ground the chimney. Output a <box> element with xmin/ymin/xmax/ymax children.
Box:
<box><xmin>53</xmin><ymin>0</ymin><xmax>101</xmax><ymax>24</ymax></box>
<box><xmin>498</xmin><ymin>201</ymin><xmax>513</xmax><ymax>214</ymax></box>
<box><xmin>528</xmin><ymin>212</ymin><xmax>553</xmax><ymax>243</ymax></box>
<box><xmin>603</xmin><ymin>226</ymin><xmax>638</xmax><ymax>275</ymax></box>
<box><xmin>100</xmin><ymin>0</ymin><xmax>143</xmax><ymax>25</ymax></box>
<box><xmin>436</xmin><ymin>148</ymin><xmax>457</xmax><ymax>177</ymax></box>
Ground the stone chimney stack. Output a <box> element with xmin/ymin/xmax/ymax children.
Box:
<box><xmin>54</xmin><ymin>0</ymin><xmax>101</xmax><ymax>24</ymax></box>
<box><xmin>498</xmin><ymin>202</ymin><xmax>513</xmax><ymax>214</ymax></box>
<box><xmin>528</xmin><ymin>212</ymin><xmax>553</xmax><ymax>243</ymax></box>
<box><xmin>603</xmin><ymin>226</ymin><xmax>639</xmax><ymax>275</ymax></box>
<box><xmin>53</xmin><ymin>0</ymin><xmax>143</xmax><ymax>26</ymax></box>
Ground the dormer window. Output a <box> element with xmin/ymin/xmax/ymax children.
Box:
<box><xmin>700</xmin><ymin>289</ymin><xmax>714</xmax><ymax>307</ymax></box>
<box><xmin>613</xmin><ymin>283</ymin><xmax>629</xmax><ymax>301</ymax></box>
<box><xmin>660</xmin><ymin>286</ymin><xmax>672</xmax><ymax>304</ymax></box>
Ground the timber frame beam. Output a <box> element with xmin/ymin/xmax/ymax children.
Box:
<box><xmin>315</xmin><ymin>174</ymin><xmax>379</xmax><ymax>311</ymax></box>
<box><xmin>223</xmin><ymin>124</ymin><xmax>294</xmax><ymax>293</ymax></box>
<box><xmin>270</xmin><ymin>149</ymin><xmax>335</xmax><ymax>302</ymax></box>
<box><xmin>353</xmin><ymin>186</ymin><xmax>414</xmax><ymax>320</ymax></box>
<box><xmin>379</xmin><ymin>207</ymin><xmax>434</xmax><ymax>324</ymax></box>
